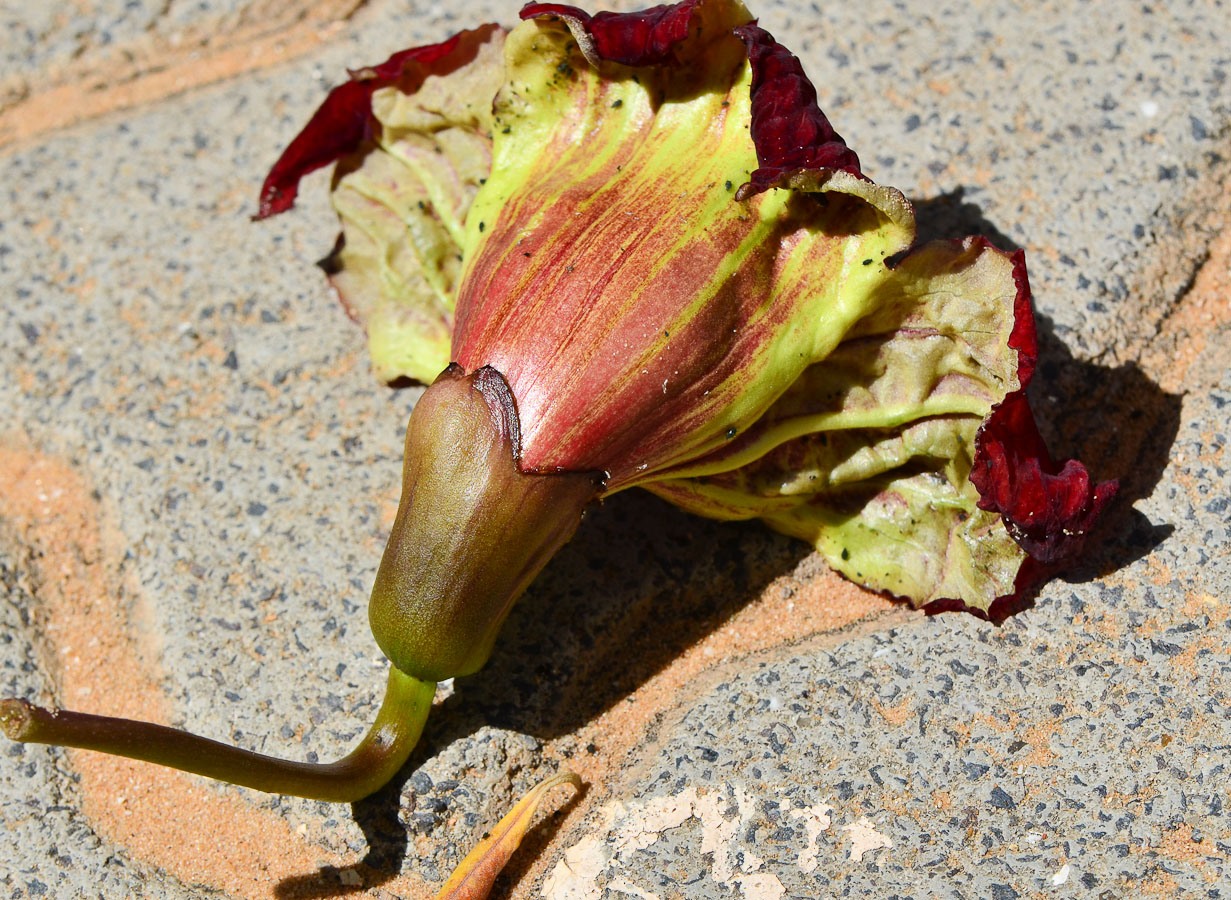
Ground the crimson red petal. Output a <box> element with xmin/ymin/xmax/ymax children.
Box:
<box><xmin>256</xmin><ymin>80</ymin><xmax>377</xmax><ymax>220</ymax></box>
<box><xmin>256</xmin><ymin>24</ymin><xmax>501</xmax><ymax>220</ymax></box>
<box><xmin>520</xmin><ymin>1</ymin><xmax>701</xmax><ymax>65</ymax></box>
<box><xmin>733</xmin><ymin>23</ymin><xmax>862</xmax><ymax>198</ymax></box>
<box><xmin>970</xmin><ymin>249</ymin><xmax>1118</xmax><ymax>564</ymax></box>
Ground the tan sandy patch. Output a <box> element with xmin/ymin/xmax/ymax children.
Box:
<box><xmin>1137</xmin><ymin>201</ymin><xmax>1231</xmax><ymax>392</ymax></box>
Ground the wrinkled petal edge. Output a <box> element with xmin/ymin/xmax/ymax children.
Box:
<box><xmin>519</xmin><ymin>0</ymin><xmax>708</xmax><ymax>66</ymax></box>
<box><xmin>733</xmin><ymin>22</ymin><xmax>863</xmax><ymax>197</ymax></box>
<box><xmin>521</xmin><ymin>2</ymin><xmax>864</xmax><ymax>201</ymax></box>
<box><xmin>256</xmin><ymin>24</ymin><xmax>503</xmax><ymax>220</ymax></box>
<box><xmin>968</xmin><ymin>245</ymin><xmax>1118</xmax><ymax>566</ymax></box>
<box><xmin>921</xmin><ymin>555</ymin><xmax>1045</xmax><ymax>623</ymax></box>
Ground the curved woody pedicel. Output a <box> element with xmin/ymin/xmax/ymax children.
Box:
<box><xmin>2</xmin><ymin>0</ymin><xmax>1116</xmax><ymax>880</ymax></box>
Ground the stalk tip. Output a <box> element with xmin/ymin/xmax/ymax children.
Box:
<box><xmin>0</xmin><ymin>699</ymin><xmax>34</xmax><ymax>741</ymax></box>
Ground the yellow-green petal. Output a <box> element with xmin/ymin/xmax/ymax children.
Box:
<box><xmin>646</xmin><ymin>239</ymin><xmax>1031</xmax><ymax>610</ymax></box>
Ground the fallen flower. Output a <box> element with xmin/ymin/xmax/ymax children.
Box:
<box><xmin>261</xmin><ymin>0</ymin><xmax>1116</xmax><ymax>619</ymax></box>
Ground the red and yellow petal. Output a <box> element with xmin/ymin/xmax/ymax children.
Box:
<box><xmin>453</xmin><ymin>5</ymin><xmax>913</xmax><ymax>486</ymax></box>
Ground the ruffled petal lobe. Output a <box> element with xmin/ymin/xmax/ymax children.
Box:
<box><xmin>257</xmin><ymin>25</ymin><xmax>504</xmax><ymax>220</ymax></box>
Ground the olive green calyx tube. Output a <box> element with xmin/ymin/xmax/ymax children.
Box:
<box><xmin>368</xmin><ymin>364</ymin><xmax>602</xmax><ymax>683</ymax></box>
<box><xmin>0</xmin><ymin>667</ymin><xmax>435</xmax><ymax>802</ymax></box>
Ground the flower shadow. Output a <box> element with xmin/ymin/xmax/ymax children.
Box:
<box><xmin>452</xmin><ymin>490</ymin><xmax>814</xmax><ymax>742</ymax></box>
<box><xmin>1027</xmin><ymin>317</ymin><xmax>1180</xmax><ymax>579</ymax></box>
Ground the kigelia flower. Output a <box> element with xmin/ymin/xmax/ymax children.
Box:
<box><xmin>261</xmin><ymin>0</ymin><xmax>1115</xmax><ymax>671</ymax></box>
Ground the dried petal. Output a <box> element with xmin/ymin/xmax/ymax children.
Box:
<box><xmin>324</xmin><ymin>28</ymin><xmax>507</xmax><ymax>382</ymax></box>
<box><xmin>520</xmin><ymin>1</ymin><xmax>709</xmax><ymax>66</ymax></box>
<box><xmin>257</xmin><ymin>24</ymin><xmax>504</xmax><ymax>220</ymax></box>
<box><xmin>734</xmin><ymin>22</ymin><xmax>862</xmax><ymax>196</ymax></box>
<box><xmin>435</xmin><ymin>771</ymin><xmax>582</xmax><ymax>900</ymax></box>
<box><xmin>969</xmin><ymin>254</ymin><xmax>1118</xmax><ymax>564</ymax></box>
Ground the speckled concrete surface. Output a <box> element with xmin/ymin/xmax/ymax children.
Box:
<box><xmin>2</xmin><ymin>0</ymin><xmax>175</xmax><ymax>80</ymax></box>
<box><xmin>1</xmin><ymin>1</ymin><xmax>1229</xmax><ymax>898</ymax></box>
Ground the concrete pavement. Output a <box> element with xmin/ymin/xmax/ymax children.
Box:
<box><xmin>1</xmin><ymin>1</ymin><xmax>1227</xmax><ymax>897</ymax></box>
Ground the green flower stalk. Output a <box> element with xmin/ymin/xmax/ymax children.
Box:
<box><xmin>4</xmin><ymin>0</ymin><xmax>1113</xmax><ymax>827</ymax></box>
<box><xmin>0</xmin><ymin>668</ymin><xmax>433</xmax><ymax>802</ymax></box>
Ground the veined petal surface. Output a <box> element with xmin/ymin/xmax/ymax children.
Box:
<box><xmin>453</xmin><ymin>4</ymin><xmax>913</xmax><ymax>487</ymax></box>
<box><xmin>647</xmin><ymin>239</ymin><xmax>1111</xmax><ymax>611</ymax></box>
<box><xmin>260</xmin><ymin>25</ymin><xmax>506</xmax><ymax>383</ymax></box>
